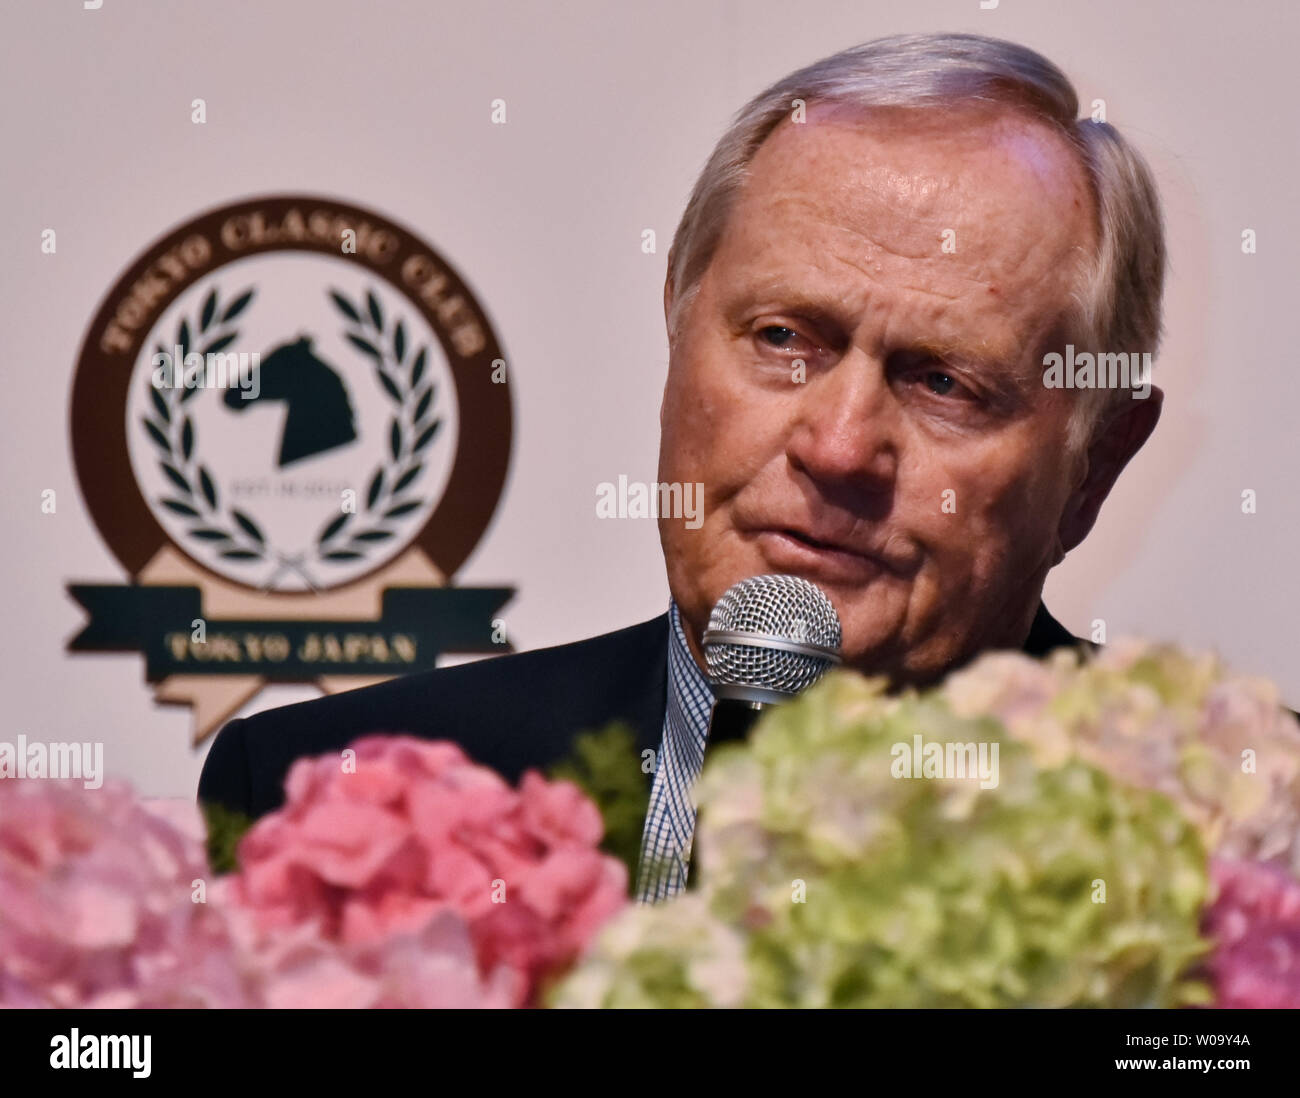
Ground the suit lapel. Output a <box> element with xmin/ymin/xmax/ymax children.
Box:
<box><xmin>1022</xmin><ymin>601</ymin><xmax>1092</xmax><ymax>656</ymax></box>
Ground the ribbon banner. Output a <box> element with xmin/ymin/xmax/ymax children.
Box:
<box><xmin>67</xmin><ymin>584</ymin><xmax>514</xmax><ymax>680</ymax></box>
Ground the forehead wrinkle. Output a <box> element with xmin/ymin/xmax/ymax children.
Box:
<box><xmin>719</xmin><ymin>112</ymin><xmax>1096</xmax><ymax>379</ymax></box>
<box><xmin>747</xmin><ymin>187</ymin><xmax>1051</xmax><ymax>311</ymax></box>
<box><xmin>750</xmin><ymin>111</ymin><xmax>1095</xmax><ymax>266</ymax></box>
<box><xmin>734</xmin><ymin>209</ymin><xmax>989</xmax><ymax>305</ymax></box>
<box><xmin>747</xmin><ymin>187</ymin><xmax>947</xmax><ymax>263</ymax></box>
<box><xmin>823</xmin><ymin>249</ymin><xmax>987</xmax><ymax>303</ymax></box>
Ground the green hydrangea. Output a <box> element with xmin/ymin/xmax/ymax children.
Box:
<box><xmin>554</xmin><ymin>672</ymin><xmax>1213</xmax><ymax>1008</ymax></box>
<box><xmin>945</xmin><ymin>640</ymin><xmax>1300</xmax><ymax>875</ymax></box>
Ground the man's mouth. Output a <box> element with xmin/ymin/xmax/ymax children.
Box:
<box><xmin>753</xmin><ymin>528</ymin><xmax>891</xmax><ymax>584</ymax></box>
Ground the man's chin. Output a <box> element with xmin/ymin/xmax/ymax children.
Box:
<box><xmin>675</xmin><ymin>560</ymin><xmax>956</xmax><ymax>688</ymax></box>
<box><xmin>839</xmin><ymin>623</ymin><xmax>1000</xmax><ymax>692</ymax></box>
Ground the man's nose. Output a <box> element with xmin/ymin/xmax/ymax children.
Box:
<box><xmin>785</xmin><ymin>353</ymin><xmax>899</xmax><ymax>488</ymax></box>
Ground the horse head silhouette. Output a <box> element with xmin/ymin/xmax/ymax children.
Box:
<box><xmin>224</xmin><ymin>336</ymin><xmax>358</xmax><ymax>468</ymax></box>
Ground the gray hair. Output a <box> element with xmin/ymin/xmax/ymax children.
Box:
<box><xmin>665</xmin><ymin>33</ymin><xmax>1165</xmax><ymax>452</ymax></box>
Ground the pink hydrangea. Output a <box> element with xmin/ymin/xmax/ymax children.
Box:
<box><xmin>0</xmin><ymin>762</ymin><xmax>615</xmax><ymax>1010</ymax></box>
<box><xmin>221</xmin><ymin>895</ymin><xmax>524</xmax><ymax>1008</ymax></box>
<box><xmin>1204</xmin><ymin>857</ymin><xmax>1300</xmax><ymax>1008</ymax></box>
<box><xmin>226</xmin><ymin>736</ymin><xmax>628</xmax><ymax>1006</ymax></box>
<box><xmin>0</xmin><ymin>778</ymin><xmax>251</xmax><ymax>1007</ymax></box>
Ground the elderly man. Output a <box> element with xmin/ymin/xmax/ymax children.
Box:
<box><xmin>199</xmin><ymin>33</ymin><xmax>1164</xmax><ymax>901</ymax></box>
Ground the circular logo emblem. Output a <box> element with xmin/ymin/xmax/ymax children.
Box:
<box><xmin>71</xmin><ymin>195</ymin><xmax>512</xmax><ymax>593</ymax></box>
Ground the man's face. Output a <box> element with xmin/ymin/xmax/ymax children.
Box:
<box><xmin>658</xmin><ymin>103</ymin><xmax>1099</xmax><ymax>684</ymax></box>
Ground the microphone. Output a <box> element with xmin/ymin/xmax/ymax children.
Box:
<box><xmin>701</xmin><ymin>574</ymin><xmax>843</xmax><ymax>748</ymax></box>
<box><xmin>674</xmin><ymin>575</ymin><xmax>843</xmax><ymax>896</ymax></box>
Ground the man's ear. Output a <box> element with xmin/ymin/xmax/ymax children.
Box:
<box><xmin>1057</xmin><ymin>384</ymin><xmax>1163</xmax><ymax>555</ymax></box>
<box><xmin>661</xmin><ymin>273</ymin><xmax>676</xmax><ymax>430</ymax></box>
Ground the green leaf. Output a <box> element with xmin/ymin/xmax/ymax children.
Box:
<box><xmin>366</xmin><ymin>469</ymin><xmax>384</xmax><ymax>509</ymax></box>
<box><xmin>367</xmin><ymin>290</ymin><xmax>383</xmax><ymax>332</ymax></box>
<box><xmin>231</xmin><ymin>509</ymin><xmax>265</xmax><ymax>544</ymax></box>
<box><xmin>411</xmin><ymin>348</ymin><xmax>427</xmax><ymax>388</ymax></box>
<box><xmin>352</xmin><ymin>529</ymin><xmax>394</xmax><ymax>542</ymax></box>
<box><xmin>389</xmin><ymin>419</ymin><xmax>402</xmax><ymax>461</ymax></box>
<box><xmin>318</xmin><ymin>511</ymin><xmax>351</xmax><ymax>543</ymax></box>
<box><xmin>547</xmin><ymin>724</ymin><xmax>651</xmax><ymax>892</ymax></box>
<box><xmin>198</xmin><ymin>466</ymin><xmax>218</xmax><ymax>509</ymax></box>
<box><xmin>181</xmin><ymin>418</ymin><xmax>195</xmax><ymax>461</ymax></box>
<box><xmin>161</xmin><ymin>499</ymin><xmax>200</xmax><ymax>518</ymax></box>
<box><xmin>178</xmin><ymin>319</ymin><xmax>192</xmax><ymax>355</ymax></box>
<box><xmin>201</xmin><ymin>800</ymin><xmax>254</xmax><ymax>875</ymax></box>
<box><xmin>222</xmin><ymin>289</ymin><xmax>254</xmax><ymax>323</ymax></box>
<box><xmin>220</xmin><ymin>549</ymin><xmax>262</xmax><ymax>561</ymax></box>
<box><xmin>413</xmin><ymin>419</ymin><xmax>441</xmax><ymax>452</ymax></box>
<box><xmin>200</xmin><ymin>289</ymin><xmax>217</xmax><ymax>332</ymax></box>
<box><xmin>190</xmin><ymin>528</ymin><xmax>232</xmax><ymax>542</ymax></box>
<box><xmin>161</xmin><ymin>463</ymin><xmax>191</xmax><ymax>495</ymax></box>
<box><xmin>323</xmin><ymin>550</ymin><xmax>364</xmax><ymax>561</ymax></box>
<box><xmin>392</xmin><ymin>464</ymin><xmax>422</xmax><ymax>494</ymax></box>
<box><xmin>143</xmin><ymin>418</ymin><xmax>170</xmax><ymax>452</ymax></box>
<box><xmin>393</xmin><ymin>321</ymin><xmax>406</xmax><ymax>364</ymax></box>
<box><xmin>383</xmin><ymin>500</ymin><xmax>421</xmax><ymax>518</ymax></box>
<box><xmin>347</xmin><ymin>333</ymin><xmax>382</xmax><ymax>361</ymax></box>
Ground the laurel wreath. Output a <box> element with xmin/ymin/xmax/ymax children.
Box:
<box><xmin>313</xmin><ymin>287</ymin><xmax>442</xmax><ymax>563</ymax></box>
<box><xmin>141</xmin><ymin>287</ymin><xmax>269</xmax><ymax>562</ymax></box>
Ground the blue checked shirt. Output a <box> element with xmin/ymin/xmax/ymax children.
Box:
<box><xmin>634</xmin><ymin>601</ymin><xmax>716</xmax><ymax>903</ymax></box>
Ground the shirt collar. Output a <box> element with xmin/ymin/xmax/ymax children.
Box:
<box><xmin>664</xmin><ymin>600</ymin><xmax>714</xmax><ymax>758</ymax></box>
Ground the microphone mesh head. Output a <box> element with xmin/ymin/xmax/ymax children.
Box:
<box><xmin>703</xmin><ymin>574</ymin><xmax>842</xmax><ymax>703</ymax></box>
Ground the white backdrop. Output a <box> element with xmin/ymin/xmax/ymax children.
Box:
<box><xmin>1</xmin><ymin>0</ymin><xmax>1296</xmax><ymax>798</ymax></box>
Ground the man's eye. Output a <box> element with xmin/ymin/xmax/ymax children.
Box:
<box><xmin>758</xmin><ymin>325</ymin><xmax>800</xmax><ymax>348</ymax></box>
<box><xmin>888</xmin><ymin>350</ymin><xmax>979</xmax><ymax>405</ymax></box>
<box><xmin>923</xmin><ymin>370</ymin><xmax>958</xmax><ymax>396</ymax></box>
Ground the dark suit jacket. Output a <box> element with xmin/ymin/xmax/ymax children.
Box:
<box><xmin>197</xmin><ymin>602</ymin><xmax>1090</xmax><ymax>821</ymax></box>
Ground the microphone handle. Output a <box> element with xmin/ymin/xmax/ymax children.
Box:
<box><xmin>706</xmin><ymin>697</ymin><xmax>767</xmax><ymax>748</ymax></box>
